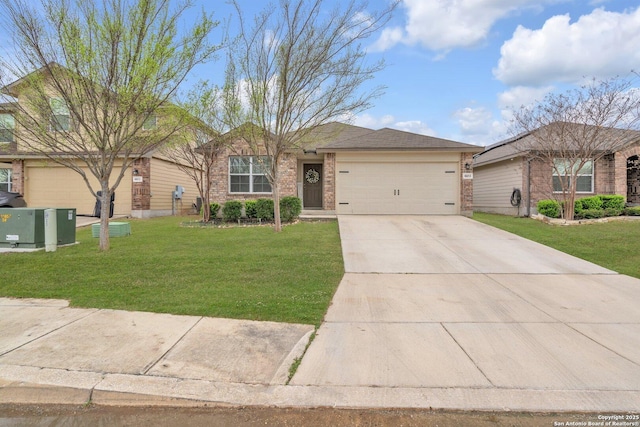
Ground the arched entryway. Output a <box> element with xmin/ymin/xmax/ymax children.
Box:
<box><xmin>628</xmin><ymin>155</ymin><xmax>640</xmax><ymax>205</ymax></box>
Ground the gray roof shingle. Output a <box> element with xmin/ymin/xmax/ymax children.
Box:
<box><xmin>317</xmin><ymin>126</ymin><xmax>482</xmax><ymax>152</ymax></box>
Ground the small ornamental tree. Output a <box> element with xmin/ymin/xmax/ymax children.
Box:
<box><xmin>226</xmin><ymin>0</ymin><xmax>396</xmax><ymax>232</ymax></box>
<box><xmin>0</xmin><ymin>0</ymin><xmax>220</xmax><ymax>250</ymax></box>
<box><xmin>511</xmin><ymin>77</ymin><xmax>640</xmax><ymax>220</ymax></box>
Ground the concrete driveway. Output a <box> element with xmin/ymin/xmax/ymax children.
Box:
<box><xmin>291</xmin><ymin>216</ymin><xmax>640</xmax><ymax>408</ymax></box>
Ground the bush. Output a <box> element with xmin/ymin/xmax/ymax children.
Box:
<box><xmin>222</xmin><ymin>200</ymin><xmax>243</xmax><ymax>222</ymax></box>
<box><xmin>280</xmin><ymin>196</ymin><xmax>302</xmax><ymax>222</ymax></box>
<box><xmin>624</xmin><ymin>206</ymin><xmax>640</xmax><ymax>216</ymax></box>
<box><xmin>537</xmin><ymin>199</ymin><xmax>560</xmax><ymax>218</ymax></box>
<box><xmin>255</xmin><ymin>198</ymin><xmax>274</xmax><ymax>220</ymax></box>
<box><xmin>604</xmin><ymin>207</ymin><xmax>622</xmax><ymax>217</ymax></box>
<box><xmin>600</xmin><ymin>195</ymin><xmax>625</xmax><ymax>211</ymax></box>
<box><xmin>208</xmin><ymin>203</ymin><xmax>220</xmax><ymax>219</ymax></box>
<box><xmin>245</xmin><ymin>200</ymin><xmax>258</xmax><ymax>219</ymax></box>
<box><xmin>574</xmin><ymin>208</ymin><xmax>605</xmax><ymax>219</ymax></box>
<box><xmin>576</xmin><ymin>196</ymin><xmax>603</xmax><ymax>211</ymax></box>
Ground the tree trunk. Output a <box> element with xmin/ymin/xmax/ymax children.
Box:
<box><xmin>273</xmin><ymin>180</ymin><xmax>282</xmax><ymax>232</ymax></box>
<box><xmin>99</xmin><ymin>180</ymin><xmax>111</xmax><ymax>251</ymax></box>
<box><xmin>200</xmin><ymin>169</ymin><xmax>210</xmax><ymax>222</ymax></box>
<box><xmin>565</xmin><ymin>179</ymin><xmax>578</xmax><ymax>221</ymax></box>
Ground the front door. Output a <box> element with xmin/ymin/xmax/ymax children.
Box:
<box><xmin>303</xmin><ymin>164</ymin><xmax>323</xmax><ymax>208</ymax></box>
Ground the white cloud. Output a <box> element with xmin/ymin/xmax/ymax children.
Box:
<box><xmin>372</xmin><ymin>0</ymin><xmax>551</xmax><ymax>52</ymax></box>
<box><xmin>453</xmin><ymin>106</ymin><xmax>509</xmax><ymax>146</ymax></box>
<box><xmin>353</xmin><ymin>113</ymin><xmax>395</xmax><ymax>128</ymax></box>
<box><xmin>393</xmin><ymin>120</ymin><xmax>436</xmax><ymax>136</ymax></box>
<box><xmin>497</xmin><ymin>85</ymin><xmax>554</xmax><ymax>109</ymax></box>
<box><xmin>494</xmin><ymin>7</ymin><xmax>640</xmax><ymax>86</ymax></box>
<box><xmin>353</xmin><ymin>114</ymin><xmax>435</xmax><ymax>136</ymax></box>
<box><xmin>369</xmin><ymin>26</ymin><xmax>404</xmax><ymax>52</ymax></box>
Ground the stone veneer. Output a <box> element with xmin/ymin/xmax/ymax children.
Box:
<box><xmin>322</xmin><ymin>153</ymin><xmax>335</xmax><ymax>210</ymax></box>
<box><xmin>460</xmin><ymin>152</ymin><xmax>474</xmax><ymax>216</ymax></box>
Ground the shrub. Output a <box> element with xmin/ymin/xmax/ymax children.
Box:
<box><xmin>576</xmin><ymin>196</ymin><xmax>603</xmax><ymax>211</ymax></box>
<box><xmin>624</xmin><ymin>206</ymin><xmax>640</xmax><ymax>216</ymax></box>
<box><xmin>245</xmin><ymin>200</ymin><xmax>258</xmax><ymax>219</ymax></box>
<box><xmin>537</xmin><ymin>199</ymin><xmax>560</xmax><ymax>218</ymax></box>
<box><xmin>600</xmin><ymin>195</ymin><xmax>625</xmax><ymax>211</ymax></box>
<box><xmin>604</xmin><ymin>207</ymin><xmax>622</xmax><ymax>217</ymax></box>
<box><xmin>222</xmin><ymin>200</ymin><xmax>243</xmax><ymax>222</ymax></box>
<box><xmin>208</xmin><ymin>203</ymin><xmax>220</xmax><ymax>220</ymax></box>
<box><xmin>280</xmin><ymin>196</ymin><xmax>302</xmax><ymax>222</ymax></box>
<box><xmin>255</xmin><ymin>198</ymin><xmax>274</xmax><ymax>220</ymax></box>
<box><xmin>575</xmin><ymin>208</ymin><xmax>604</xmax><ymax>219</ymax></box>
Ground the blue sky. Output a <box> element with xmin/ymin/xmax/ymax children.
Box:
<box><xmin>2</xmin><ymin>1</ymin><xmax>638</xmax><ymax>147</ymax></box>
<box><xmin>189</xmin><ymin>0</ymin><xmax>640</xmax><ymax>147</ymax></box>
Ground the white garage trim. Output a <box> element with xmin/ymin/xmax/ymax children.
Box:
<box><xmin>335</xmin><ymin>152</ymin><xmax>460</xmax><ymax>215</ymax></box>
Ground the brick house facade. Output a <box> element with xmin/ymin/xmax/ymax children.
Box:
<box><xmin>473</xmin><ymin>125</ymin><xmax>640</xmax><ymax>216</ymax></box>
<box><xmin>208</xmin><ymin>124</ymin><xmax>482</xmax><ymax>216</ymax></box>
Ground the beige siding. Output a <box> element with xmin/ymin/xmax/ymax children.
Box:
<box><xmin>24</xmin><ymin>160</ymin><xmax>131</xmax><ymax>215</ymax></box>
<box><xmin>473</xmin><ymin>159</ymin><xmax>523</xmax><ymax>215</ymax></box>
<box><xmin>150</xmin><ymin>158</ymin><xmax>200</xmax><ymax>214</ymax></box>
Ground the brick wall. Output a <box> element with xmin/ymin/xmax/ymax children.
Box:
<box><xmin>131</xmin><ymin>157</ymin><xmax>151</xmax><ymax>210</ymax></box>
<box><xmin>460</xmin><ymin>152</ymin><xmax>473</xmax><ymax>216</ymax></box>
<box><xmin>11</xmin><ymin>160</ymin><xmax>24</xmax><ymax>194</ymax></box>
<box><xmin>614</xmin><ymin>146</ymin><xmax>640</xmax><ymax>198</ymax></box>
<box><xmin>209</xmin><ymin>138</ymin><xmax>298</xmax><ymax>206</ymax></box>
<box><xmin>594</xmin><ymin>154</ymin><xmax>615</xmax><ymax>194</ymax></box>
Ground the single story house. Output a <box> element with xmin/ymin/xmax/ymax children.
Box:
<box><xmin>473</xmin><ymin>123</ymin><xmax>640</xmax><ymax>216</ymax></box>
<box><xmin>210</xmin><ymin>123</ymin><xmax>483</xmax><ymax>216</ymax></box>
<box><xmin>0</xmin><ymin>66</ymin><xmax>200</xmax><ymax>218</ymax></box>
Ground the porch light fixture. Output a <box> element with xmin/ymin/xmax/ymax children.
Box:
<box><xmin>464</xmin><ymin>162</ymin><xmax>471</xmax><ymax>170</ymax></box>
<box><xmin>133</xmin><ymin>169</ymin><xmax>139</xmax><ymax>175</ymax></box>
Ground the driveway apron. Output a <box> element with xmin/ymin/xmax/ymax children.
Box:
<box><xmin>291</xmin><ymin>216</ymin><xmax>640</xmax><ymax>397</ymax></box>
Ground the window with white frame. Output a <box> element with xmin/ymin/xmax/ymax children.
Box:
<box><xmin>229</xmin><ymin>156</ymin><xmax>272</xmax><ymax>193</ymax></box>
<box><xmin>0</xmin><ymin>114</ymin><xmax>15</xmax><ymax>143</ymax></box>
<box><xmin>50</xmin><ymin>97</ymin><xmax>70</xmax><ymax>131</ymax></box>
<box><xmin>552</xmin><ymin>159</ymin><xmax>593</xmax><ymax>193</ymax></box>
<box><xmin>0</xmin><ymin>168</ymin><xmax>11</xmax><ymax>192</ymax></box>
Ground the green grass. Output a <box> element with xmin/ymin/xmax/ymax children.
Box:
<box><xmin>473</xmin><ymin>212</ymin><xmax>640</xmax><ymax>279</ymax></box>
<box><xmin>0</xmin><ymin>217</ymin><xmax>344</xmax><ymax>326</ymax></box>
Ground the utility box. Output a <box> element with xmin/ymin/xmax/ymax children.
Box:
<box><xmin>55</xmin><ymin>208</ymin><xmax>76</xmax><ymax>245</ymax></box>
<box><xmin>0</xmin><ymin>208</ymin><xmax>46</xmax><ymax>248</ymax></box>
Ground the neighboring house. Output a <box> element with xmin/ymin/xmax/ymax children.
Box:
<box><xmin>210</xmin><ymin>123</ymin><xmax>483</xmax><ymax>216</ymax></box>
<box><xmin>473</xmin><ymin>124</ymin><xmax>640</xmax><ymax>216</ymax></box>
<box><xmin>0</xmin><ymin>71</ymin><xmax>200</xmax><ymax>218</ymax></box>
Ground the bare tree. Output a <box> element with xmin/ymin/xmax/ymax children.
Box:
<box><xmin>0</xmin><ymin>0</ymin><xmax>220</xmax><ymax>250</ymax></box>
<box><xmin>511</xmin><ymin>77</ymin><xmax>640</xmax><ymax>220</ymax></box>
<box><xmin>226</xmin><ymin>0</ymin><xmax>396</xmax><ymax>231</ymax></box>
<box><xmin>162</xmin><ymin>81</ymin><xmax>231</xmax><ymax>222</ymax></box>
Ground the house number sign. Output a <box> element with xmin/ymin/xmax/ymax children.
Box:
<box><xmin>305</xmin><ymin>168</ymin><xmax>320</xmax><ymax>184</ymax></box>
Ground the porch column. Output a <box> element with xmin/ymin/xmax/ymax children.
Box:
<box><xmin>323</xmin><ymin>153</ymin><xmax>335</xmax><ymax>210</ymax></box>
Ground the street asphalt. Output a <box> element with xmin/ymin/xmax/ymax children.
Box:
<box><xmin>0</xmin><ymin>215</ymin><xmax>639</xmax><ymax>412</ymax></box>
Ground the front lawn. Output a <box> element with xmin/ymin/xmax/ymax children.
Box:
<box><xmin>0</xmin><ymin>217</ymin><xmax>344</xmax><ymax>326</ymax></box>
<box><xmin>473</xmin><ymin>212</ymin><xmax>640</xmax><ymax>279</ymax></box>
